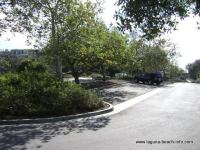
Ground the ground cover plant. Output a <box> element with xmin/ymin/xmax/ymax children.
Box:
<box><xmin>0</xmin><ymin>60</ymin><xmax>103</xmax><ymax>119</ymax></box>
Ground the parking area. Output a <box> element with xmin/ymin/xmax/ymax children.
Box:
<box><xmin>65</xmin><ymin>77</ymin><xmax>165</xmax><ymax>105</ymax></box>
<box><xmin>82</xmin><ymin>79</ymin><xmax>162</xmax><ymax>105</ymax></box>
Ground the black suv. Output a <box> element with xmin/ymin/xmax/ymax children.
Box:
<box><xmin>134</xmin><ymin>72</ymin><xmax>163</xmax><ymax>85</ymax></box>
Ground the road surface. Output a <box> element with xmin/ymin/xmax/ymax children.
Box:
<box><xmin>1</xmin><ymin>83</ymin><xmax>200</xmax><ymax>150</ymax></box>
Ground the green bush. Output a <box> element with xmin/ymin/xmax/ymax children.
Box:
<box><xmin>64</xmin><ymin>83</ymin><xmax>103</xmax><ymax>114</ymax></box>
<box><xmin>193</xmin><ymin>78</ymin><xmax>200</xmax><ymax>83</ymax></box>
<box><xmin>0</xmin><ymin>61</ymin><xmax>103</xmax><ymax>119</ymax></box>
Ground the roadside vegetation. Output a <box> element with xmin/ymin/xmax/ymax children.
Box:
<box><xmin>0</xmin><ymin>0</ymin><xmax>196</xmax><ymax>119</ymax></box>
<box><xmin>0</xmin><ymin>60</ymin><xmax>103</xmax><ymax>119</ymax></box>
<box><xmin>187</xmin><ymin>60</ymin><xmax>200</xmax><ymax>83</ymax></box>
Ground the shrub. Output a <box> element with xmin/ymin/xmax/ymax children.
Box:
<box><xmin>0</xmin><ymin>72</ymin><xmax>61</xmax><ymax>118</ymax></box>
<box><xmin>193</xmin><ymin>78</ymin><xmax>200</xmax><ymax>83</ymax></box>
<box><xmin>0</xmin><ymin>52</ymin><xmax>21</xmax><ymax>73</ymax></box>
<box><xmin>0</xmin><ymin>61</ymin><xmax>103</xmax><ymax>119</ymax></box>
<box><xmin>64</xmin><ymin>83</ymin><xmax>103</xmax><ymax>114</ymax></box>
<box><xmin>17</xmin><ymin>59</ymin><xmax>48</xmax><ymax>73</ymax></box>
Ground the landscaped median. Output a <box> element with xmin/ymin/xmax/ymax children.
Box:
<box><xmin>0</xmin><ymin>101</ymin><xmax>113</xmax><ymax>125</ymax></box>
<box><xmin>0</xmin><ymin>60</ymin><xmax>113</xmax><ymax>125</ymax></box>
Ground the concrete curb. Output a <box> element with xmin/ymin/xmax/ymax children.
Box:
<box><xmin>0</xmin><ymin>101</ymin><xmax>113</xmax><ymax>125</ymax></box>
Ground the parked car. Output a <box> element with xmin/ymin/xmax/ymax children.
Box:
<box><xmin>134</xmin><ymin>72</ymin><xmax>163</xmax><ymax>85</ymax></box>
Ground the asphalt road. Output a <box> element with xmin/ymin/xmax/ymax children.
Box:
<box><xmin>1</xmin><ymin>83</ymin><xmax>200</xmax><ymax>150</ymax></box>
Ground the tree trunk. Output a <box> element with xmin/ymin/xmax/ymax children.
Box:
<box><xmin>51</xmin><ymin>11</ymin><xmax>63</xmax><ymax>81</ymax></box>
<box><xmin>102</xmin><ymin>65</ymin><xmax>106</xmax><ymax>81</ymax></box>
<box><xmin>73</xmin><ymin>73</ymin><xmax>80</xmax><ymax>84</ymax></box>
<box><xmin>56</xmin><ymin>56</ymin><xmax>63</xmax><ymax>81</ymax></box>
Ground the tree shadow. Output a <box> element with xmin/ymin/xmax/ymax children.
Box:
<box><xmin>126</xmin><ymin>81</ymin><xmax>158</xmax><ymax>88</ymax></box>
<box><xmin>94</xmin><ymin>89</ymin><xmax>137</xmax><ymax>105</ymax></box>
<box><xmin>82</xmin><ymin>80</ymin><xmax>120</xmax><ymax>89</ymax></box>
<box><xmin>0</xmin><ymin>116</ymin><xmax>110</xmax><ymax>150</ymax></box>
<box><xmin>127</xmin><ymin>80</ymin><xmax>171</xmax><ymax>88</ymax></box>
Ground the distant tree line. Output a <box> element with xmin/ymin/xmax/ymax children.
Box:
<box><xmin>187</xmin><ymin>59</ymin><xmax>200</xmax><ymax>80</ymax></box>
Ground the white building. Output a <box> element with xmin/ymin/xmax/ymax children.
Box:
<box><xmin>10</xmin><ymin>49</ymin><xmax>41</xmax><ymax>58</ymax></box>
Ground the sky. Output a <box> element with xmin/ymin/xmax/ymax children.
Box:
<box><xmin>165</xmin><ymin>16</ymin><xmax>200</xmax><ymax>70</ymax></box>
<box><xmin>0</xmin><ymin>0</ymin><xmax>200</xmax><ymax>70</ymax></box>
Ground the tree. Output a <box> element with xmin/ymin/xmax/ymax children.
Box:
<box><xmin>122</xmin><ymin>39</ymin><xmax>142</xmax><ymax>75</ymax></box>
<box><xmin>42</xmin><ymin>1</ymin><xmax>104</xmax><ymax>84</ymax></box>
<box><xmin>165</xmin><ymin>63</ymin><xmax>184</xmax><ymax>80</ymax></box>
<box><xmin>59</xmin><ymin>1</ymin><xmax>100</xmax><ymax>84</ymax></box>
<box><xmin>142</xmin><ymin>45</ymin><xmax>169</xmax><ymax>72</ymax></box>
<box><xmin>91</xmin><ymin>25</ymin><xmax>127</xmax><ymax>81</ymax></box>
<box><xmin>116</xmin><ymin>0</ymin><xmax>200</xmax><ymax>39</ymax></box>
<box><xmin>126</xmin><ymin>39</ymin><xmax>169</xmax><ymax>73</ymax></box>
<box><xmin>187</xmin><ymin>59</ymin><xmax>200</xmax><ymax>79</ymax></box>
<box><xmin>1</xmin><ymin>0</ymin><xmax>100</xmax><ymax>80</ymax></box>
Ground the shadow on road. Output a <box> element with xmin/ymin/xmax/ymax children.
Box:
<box><xmin>95</xmin><ymin>90</ymin><xmax>137</xmax><ymax>105</ymax></box>
<box><xmin>0</xmin><ymin>116</ymin><xmax>110</xmax><ymax>149</ymax></box>
<box><xmin>82</xmin><ymin>80</ymin><xmax>120</xmax><ymax>89</ymax></box>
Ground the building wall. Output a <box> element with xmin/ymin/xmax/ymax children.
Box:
<box><xmin>10</xmin><ymin>49</ymin><xmax>41</xmax><ymax>59</ymax></box>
